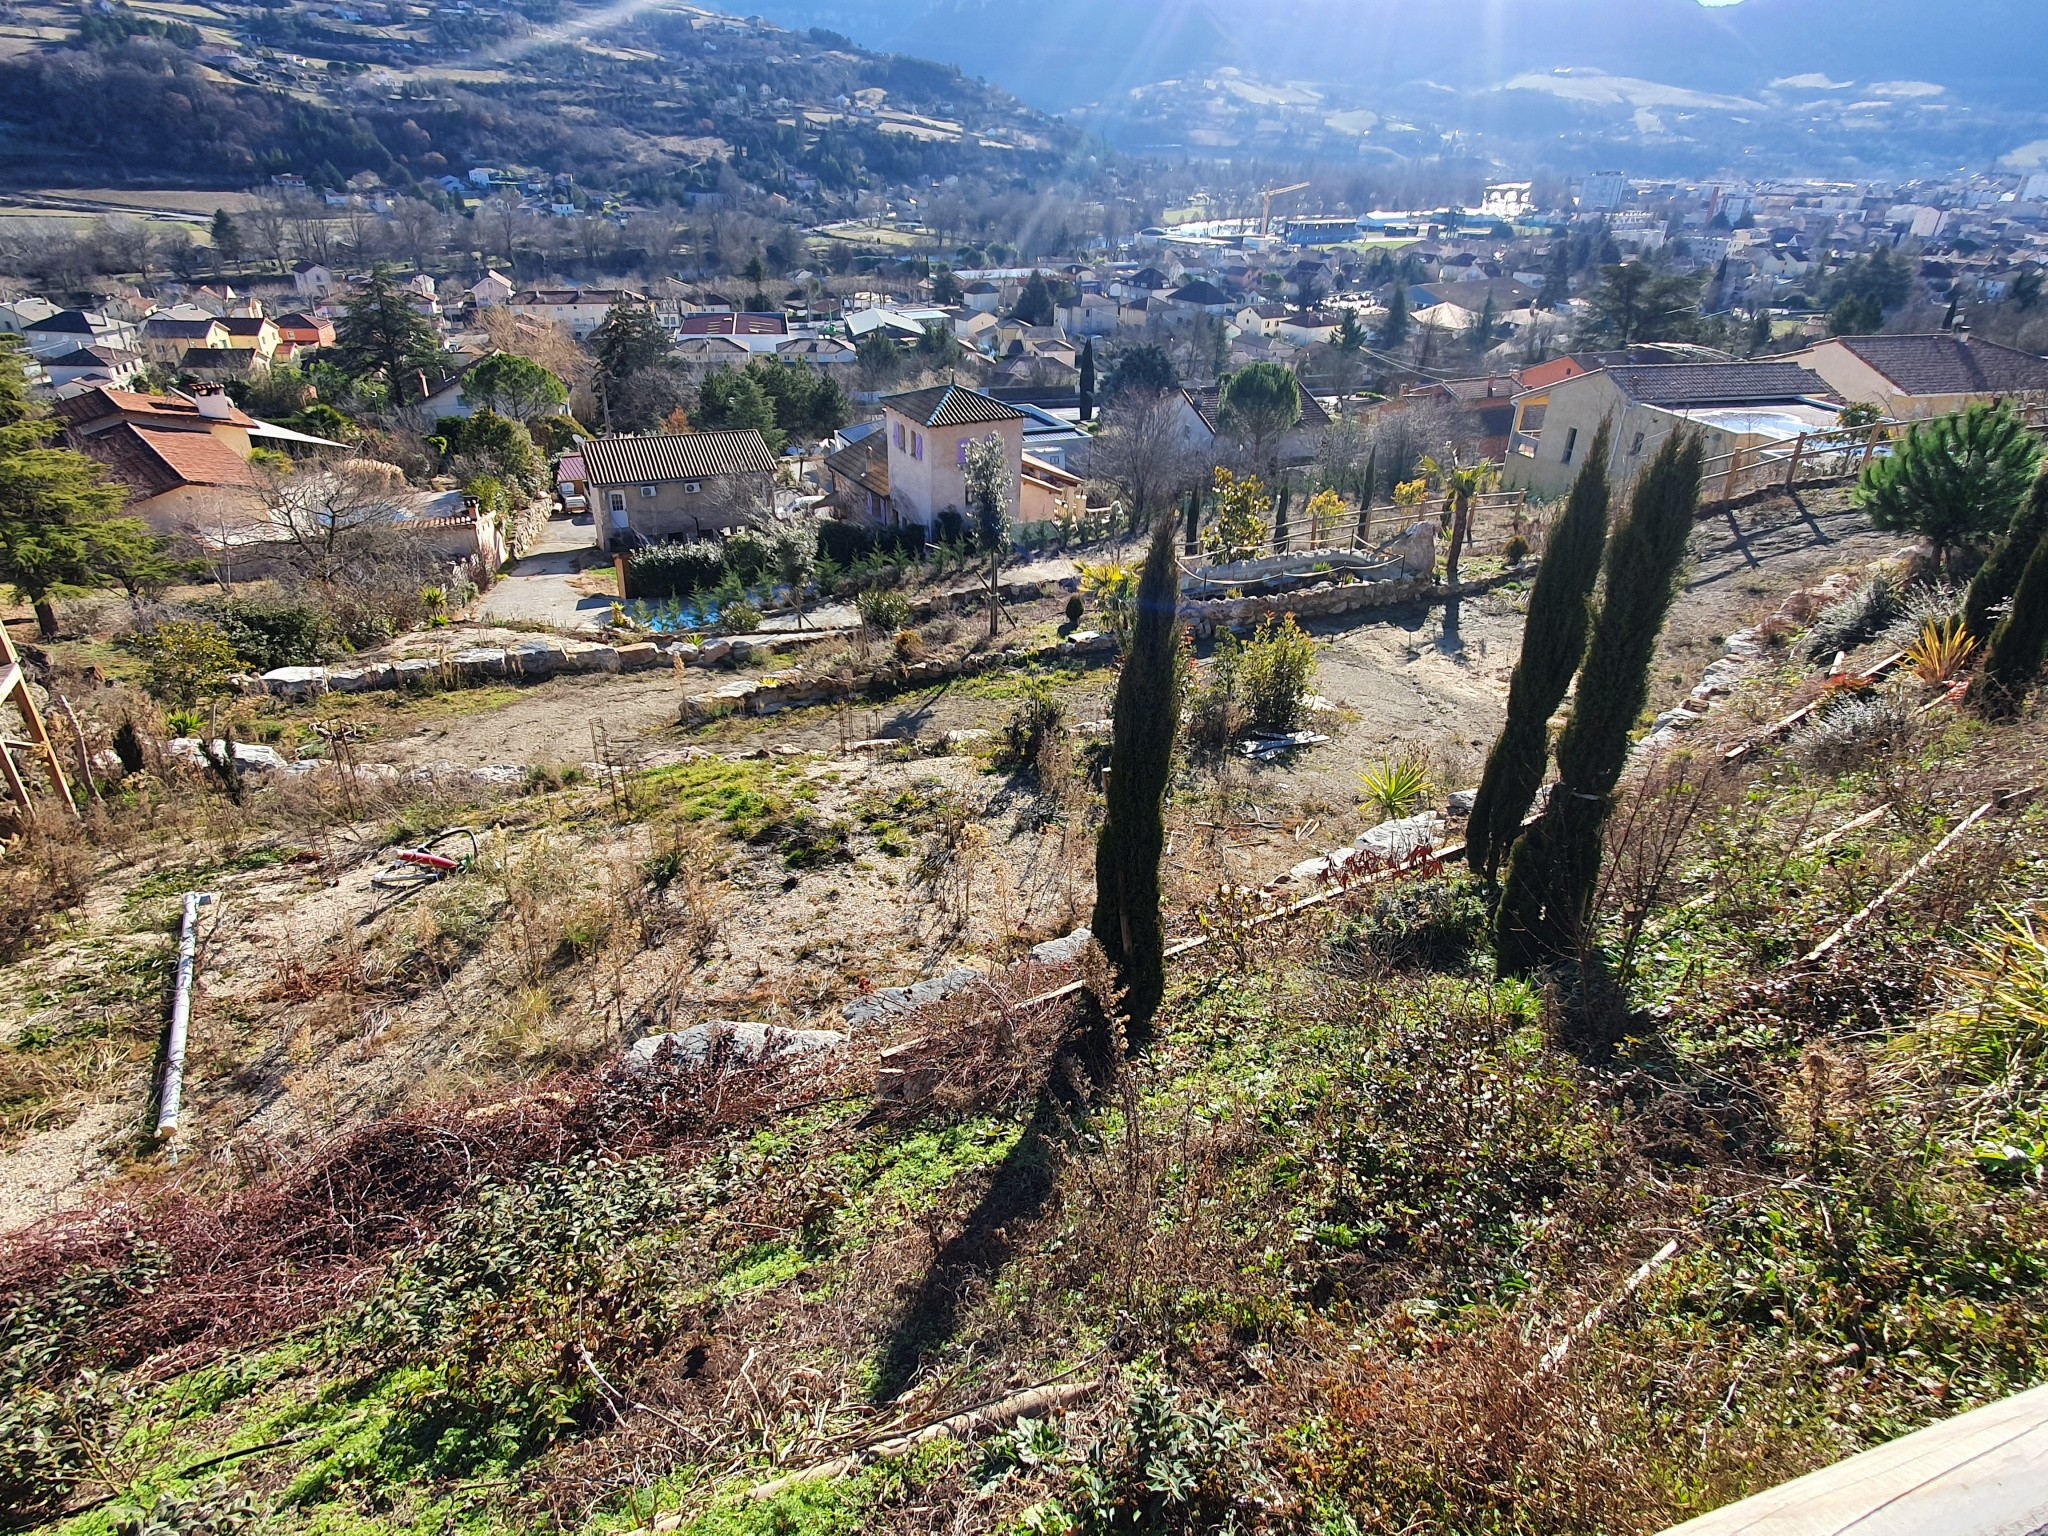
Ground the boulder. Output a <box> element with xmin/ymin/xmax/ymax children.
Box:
<box><xmin>697</xmin><ymin>637</ymin><xmax>733</xmax><ymax>666</ymax></box>
<box><xmin>616</xmin><ymin>642</ymin><xmax>663</xmax><ymax>671</ymax></box>
<box><xmin>262</xmin><ymin>665</ymin><xmax>328</xmax><ymax>700</ymax></box>
<box><xmin>842</xmin><ymin>967</ymin><xmax>983</xmax><ymax>1027</ymax></box>
<box><xmin>728</xmin><ymin>638</ymin><xmax>756</xmax><ymax>664</ymax></box>
<box><xmin>450</xmin><ymin>647</ymin><xmax>509</xmax><ymax>678</ymax></box>
<box><xmin>329</xmin><ymin>669</ymin><xmax>371</xmax><ymax>693</ymax></box>
<box><xmin>392</xmin><ymin>657</ymin><xmax>440</xmax><ymax>687</ymax></box>
<box><xmin>669</xmin><ymin>642</ymin><xmax>701</xmax><ymax>666</ymax></box>
<box><xmin>1356</xmin><ymin>812</ymin><xmax>1444</xmax><ymax>863</ymax></box>
<box><xmin>1652</xmin><ymin>707</ymin><xmax>1704</xmax><ymax>732</ymax></box>
<box><xmin>566</xmin><ymin>643</ymin><xmax>621</xmax><ymax>673</ymax></box>
<box><xmin>626</xmin><ymin>1020</ymin><xmax>847</xmax><ymax>1071</ymax></box>
<box><xmin>168</xmin><ymin>738</ymin><xmax>293</xmax><ymax>773</ymax></box>
<box><xmin>510</xmin><ymin>641</ymin><xmax>565</xmax><ymax>677</ymax></box>
<box><xmin>1445</xmin><ymin>789</ymin><xmax>1477</xmax><ymax>816</ymax></box>
<box><xmin>1028</xmin><ymin>927</ymin><xmax>1093</xmax><ymax>965</ymax></box>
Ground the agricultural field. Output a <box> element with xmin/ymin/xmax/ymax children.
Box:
<box><xmin>4</xmin><ymin>488</ymin><xmax>2047</xmax><ymax>1535</ymax></box>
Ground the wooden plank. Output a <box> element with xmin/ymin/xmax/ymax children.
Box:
<box><xmin>1655</xmin><ymin>1380</ymin><xmax>2048</xmax><ymax>1536</ymax></box>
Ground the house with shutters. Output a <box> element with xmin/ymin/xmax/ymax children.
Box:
<box><xmin>582</xmin><ymin>429</ymin><xmax>777</xmax><ymax>550</ymax></box>
<box><xmin>875</xmin><ymin>384</ymin><xmax>1025</xmax><ymax>533</ymax></box>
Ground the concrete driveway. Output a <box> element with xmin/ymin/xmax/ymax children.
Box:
<box><xmin>478</xmin><ymin>514</ymin><xmax>614</xmax><ymax>632</ymax></box>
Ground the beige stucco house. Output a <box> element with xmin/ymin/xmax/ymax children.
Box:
<box><xmin>1778</xmin><ymin>333</ymin><xmax>2048</xmax><ymax>421</ymax></box>
<box><xmin>877</xmin><ymin>385</ymin><xmax>1025</xmax><ymax>533</ymax></box>
<box><xmin>583</xmin><ymin>429</ymin><xmax>777</xmax><ymax>550</ymax></box>
<box><xmin>1503</xmin><ymin>362</ymin><xmax>1841</xmax><ymax>497</ymax></box>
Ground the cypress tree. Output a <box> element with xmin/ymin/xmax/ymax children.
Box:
<box><xmin>1962</xmin><ymin>466</ymin><xmax>2048</xmax><ymax>642</ymax></box>
<box><xmin>1093</xmin><ymin>511</ymin><xmax>1183</xmax><ymax>1036</ymax></box>
<box><xmin>1273</xmin><ymin>476</ymin><xmax>1291</xmax><ymax>553</ymax></box>
<box><xmin>1495</xmin><ymin>430</ymin><xmax>1703</xmax><ymax>979</ymax></box>
<box><xmin>1967</xmin><ymin>520</ymin><xmax>2048</xmax><ymax>720</ymax></box>
<box><xmin>1354</xmin><ymin>447</ymin><xmax>1377</xmax><ymax>547</ymax></box>
<box><xmin>1182</xmin><ymin>487</ymin><xmax>1200</xmax><ymax>557</ymax></box>
<box><xmin>1078</xmin><ymin>336</ymin><xmax>1096</xmax><ymax>422</ymax></box>
<box><xmin>1467</xmin><ymin>423</ymin><xmax>1613</xmax><ymax>881</ymax></box>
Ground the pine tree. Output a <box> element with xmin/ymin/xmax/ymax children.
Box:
<box><xmin>1466</xmin><ymin>424</ymin><xmax>1613</xmax><ymax>881</ymax></box>
<box><xmin>1093</xmin><ymin>511</ymin><xmax>1183</xmax><ymax>1036</ymax></box>
<box><xmin>0</xmin><ymin>337</ymin><xmax>163</xmax><ymax>639</ymax></box>
<box><xmin>1962</xmin><ymin>465</ymin><xmax>2048</xmax><ymax>641</ymax></box>
<box><xmin>1495</xmin><ymin>430</ymin><xmax>1703</xmax><ymax>979</ymax></box>
<box><xmin>591</xmin><ymin>299</ymin><xmax>670</xmax><ymax>383</ymax></box>
<box><xmin>210</xmin><ymin>208</ymin><xmax>242</xmax><ymax>271</ymax></box>
<box><xmin>1354</xmin><ymin>447</ymin><xmax>1377</xmax><ymax>547</ymax></box>
<box><xmin>1078</xmin><ymin>337</ymin><xmax>1096</xmax><ymax>422</ymax></box>
<box><xmin>1382</xmin><ymin>282</ymin><xmax>1410</xmax><ymax>348</ymax></box>
<box><xmin>334</xmin><ymin>265</ymin><xmax>441</xmax><ymax>401</ymax></box>
<box><xmin>1967</xmin><ymin>517</ymin><xmax>2048</xmax><ymax>720</ymax></box>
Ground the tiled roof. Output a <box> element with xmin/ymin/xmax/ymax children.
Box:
<box><xmin>221</xmin><ymin>317</ymin><xmax>272</xmax><ymax>338</ymax></box>
<box><xmin>141</xmin><ymin>316</ymin><xmax>224</xmax><ymax>339</ymax></box>
<box><xmin>55</xmin><ymin>387</ymin><xmax>259</xmax><ymax>433</ymax></box>
<box><xmin>1601</xmin><ymin>362</ymin><xmax>1834</xmax><ymax>408</ymax></box>
<box><xmin>581</xmin><ymin>430</ymin><xmax>775</xmax><ymax>485</ymax></box>
<box><xmin>1166</xmin><ymin>279</ymin><xmax>1231</xmax><ymax>307</ymax></box>
<box><xmin>81</xmin><ymin>422</ymin><xmax>262</xmax><ymax>500</ymax></box>
<box><xmin>1832</xmin><ymin>334</ymin><xmax>2048</xmax><ymax>397</ymax></box>
<box><xmin>823</xmin><ymin>436</ymin><xmax>888</xmax><ymax>499</ymax></box>
<box><xmin>881</xmin><ymin>384</ymin><xmax>1025</xmax><ymax>429</ymax></box>
<box><xmin>510</xmin><ymin>288</ymin><xmax>643</xmax><ymax>307</ymax></box>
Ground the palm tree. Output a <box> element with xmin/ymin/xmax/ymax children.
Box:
<box><xmin>1419</xmin><ymin>454</ymin><xmax>1499</xmax><ymax>585</ymax></box>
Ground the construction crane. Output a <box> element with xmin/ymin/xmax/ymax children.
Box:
<box><xmin>1259</xmin><ymin>182</ymin><xmax>1310</xmax><ymax>238</ymax></box>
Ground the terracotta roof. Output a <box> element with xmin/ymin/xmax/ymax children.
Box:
<box><xmin>881</xmin><ymin>384</ymin><xmax>1025</xmax><ymax>429</ymax></box>
<box><xmin>581</xmin><ymin>430</ymin><xmax>775</xmax><ymax>485</ymax></box>
<box><xmin>1830</xmin><ymin>334</ymin><xmax>2048</xmax><ymax>397</ymax></box>
<box><xmin>80</xmin><ymin>422</ymin><xmax>262</xmax><ymax>500</ymax></box>
<box><xmin>54</xmin><ymin>387</ymin><xmax>259</xmax><ymax>433</ymax></box>
<box><xmin>823</xmin><ymin>436</ymin><xmax>889</xmax><ymax>499</ymax></box>
<box><xmin>1599</xmin><ymin>362</ymin><xmax>1835</xmax><ymax>408</ymax></box>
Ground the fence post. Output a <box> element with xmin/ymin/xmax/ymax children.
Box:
<box><xmin>1785</xmin><ymin>432</ymin><xmax>1806</xmax><ymax>490</ymax></box>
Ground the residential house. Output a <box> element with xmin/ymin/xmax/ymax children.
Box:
<box><xmin>292</xmin><ymin>261</ymin><xmax>335</xmax><ymax>298</ymax></box>
<box><xmin>140</xmin><ymin>310</ymin><xmax>231</xmax><ymax>364</ymax></box>
<box><xmin>55</xmin><ymin>386</ymin><xmax>340</xmax><ymax>537</ymax></box>
<box><xmin>1504</xmin><ymin>362</ymin><xmax>1841</xmax><ymax>496</ymax></box>
<box><xmin>1173</xmin><ymin>381</ymin><xmax>1334</xmax><ymax>467</ymax></box>
<box><xmin>1019</xmin><ymin>452</ymin><xmax>1086</xmax><ymax>525</ymax></box>
<box><xmin>507</xmin><ymin>287</ymin><xmax>644</xmax><ymax>341</ymax></box>
<box><xmin>20</xmin><ymin>309</ymin><xmax>137</xmax><ymax>361</ymax></box>
<box><xmin>1277</xmin><ymin>311</ymin><xmax>1342</xmax><ymax>347</ymax></box>
<box><xmin>1233</xmin><ymin>303</ymin><xmax>1290</xmax><ymax>338</ymax></box>
<box><xmin>874</xmin><ymin>384</ymin><xmax>1025</xmax><ymax>532</ymax></box>
<box><xmin>470</xmin><ymin>270</ymin><xmax>516</xmax><ymax>308</ymax></box>
<box><xmin>672</xmin><ymin>335</ymin><xmax>753</xmax><ymax>381</ymax></box>
<box><xmin>1055</xmin><ymin>292</ymin><xmax>1120</xmax><ymax>336</ymax></box>
<box><xmin>220</xmin><ymin>315</ymin><xmax>283</xmax><ymax>368</ymax></box>
<box><xmin>1778</xmin><ymin>333</ymin><xmax>2048</xmax><ymax>420</ymax></box>
<box><xmin>1403</xmin><ymin>375</ymin><xmax>1520</xmax><ymax>461</ymax></box>
<box><xmin>774</xmin><ymin>335</ymin><xmax>857</xmax><ymax>369</ymax></box>
<box><xmin>1161</xmin><ymin>279</ymin><xmax>1236</xmax><ymax>319</ymax></box>
<box><xmin>822</xmin><ymin>433</ymin><xmax>891</xmax><ymax>524</ymax></box>
<box><xmin>43</xmin><ymin>346</ymin><xmax>145</xmax><ymax>390</ymax></box>
<box><xmin>582</xmin><ymin>430</ymin><xmax>777</xmax><ymax>550</ymax></box>
<box><xmin>0</xmin><ymin>296</ymin><xmax>61</xmax><ymax>336</ymax></box>
<box><xmin>952</xmin><ymin>310</ymin><xmax>1000</xmax><ymax>350</ymax></box>
<box><xmin>960</xmin><ymin>280</ymin><xmax>1003</xmax><ymax>314</ymax></box>
<box><xmin>273</xmin><ymin>312</ymin><xmax>336</xmax><ymax>359</ymax></box>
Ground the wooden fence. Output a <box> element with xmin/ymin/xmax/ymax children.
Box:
<box><xmin>1266</xmin><ymin>487</ymin><xmax>1534</xmax><ymax>558</ymax></box>
<box><xmin>1698</xmin><ymin>397</ymin><xmax>2048</xmax><ymax>508</ymax></box>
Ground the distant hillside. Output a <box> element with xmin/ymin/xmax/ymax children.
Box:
<box><xmin>0</xmin><ymin>0</ymin><xmax>1080</xmax><ymax>196</ymax></box>
<box><xmin>743</xmin><ymin>0</ymin><xmax>2048</xmax><ymax>174</ymax></box>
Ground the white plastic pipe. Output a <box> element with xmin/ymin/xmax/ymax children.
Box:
<box><xmin>156</xmin><ymin>891</ymin><xmax>215</xmax><ymax>1142</ymax></box>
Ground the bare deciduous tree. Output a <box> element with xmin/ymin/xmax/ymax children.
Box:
<box><xmin>1078</xmin><ymin>388</ymin><xmax>1206</xmax><ymax>533</ymax></box>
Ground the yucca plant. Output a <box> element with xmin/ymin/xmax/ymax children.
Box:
<box><xmin>1906</xmin><ymin>615</ymin><xmax>1976</xmax><ymax>685</ymax></box>
<box><xmin>1359</xmin><ymin>756</ymin><xmax>1433</xmax><ymax>820</ymax></box>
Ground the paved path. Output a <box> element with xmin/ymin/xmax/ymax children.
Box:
<box><xmin>478</xmin><ymin>514</ymin><xmax>613</xmax><ymax>632</ymax></box>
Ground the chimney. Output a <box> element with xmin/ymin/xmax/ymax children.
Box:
<box><xmin>193</xmin><ymin>388</ymin><xmax>232</xmax><ymax>420</ymax></box>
